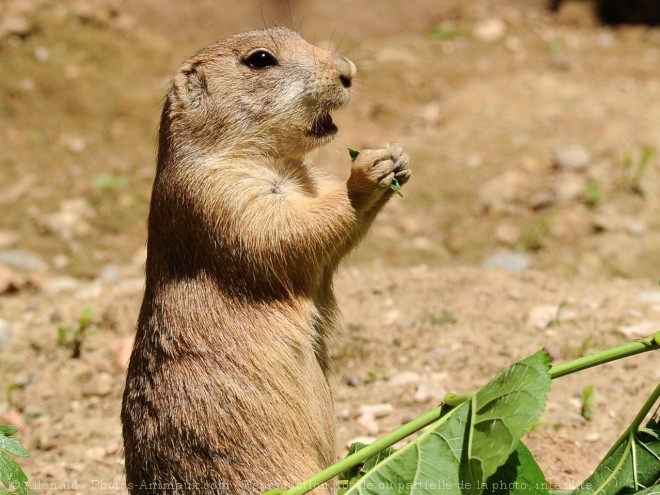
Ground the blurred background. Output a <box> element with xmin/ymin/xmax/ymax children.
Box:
<box><xmin>1</xmin><ymin>0</ymin><xmax>660</xmax><ymax>493</ymax></box>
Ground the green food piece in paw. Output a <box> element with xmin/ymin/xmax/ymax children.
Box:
<box><xmin>348</xmin><ymin>148</ymin><xmax>360</xmax><ymax>162</ymax></box>
<box><xmin>390</xmin><ymin>178</ymin><xmax>403</xmax><ymax>197</ymax></box>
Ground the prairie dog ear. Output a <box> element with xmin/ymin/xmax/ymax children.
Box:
<box><xmin>174</xmin><ymin>61</ymin><xmax>207</xmax><ymax>109</ymax></box>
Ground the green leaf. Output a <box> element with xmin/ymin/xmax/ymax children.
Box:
<box><xmin>390</xmin><ymin>179</ymin><xmax>403</xmax><ymax>197</ymax></box>
<box><xmin>339</xmin><ymin>443</ymin><xmax>397</xmax><ymax>495</ymax></box>
<box><xmin>464</xmin><ymin>350</ymin><xmax>551</xmax><ymax>489</ymax></box>
<box><xmin>0</xmin><ymin>435</ymin><xmax>28</xmax><ymax>458</ymax></box>
<box><xmin>0</xmin><ymin>451</ymin><xmax>30</xmax><ymax>495</ymax></box>
<box><xmin>343</xmin><ymin>350</ymin><xmax>551</xmax><ymax>495</ymax></box>
<box><xmin>348</xmin><ymin>148</ymin><xmax>360</xmax><ymax>162</ymax></box>
<box><xmin>571</xmin><ymin>419</ymin><xmax>660</xmax><ymax>495</ymax></box>
<box><xmin>482</xmin><ymin>442</ymin><xmax>548</xmax><ymax>495</ymax></box>
<box><xmin>0</xmin><ymin>426</ymin><xmax>17</xmax><ymax>438</ymax></box>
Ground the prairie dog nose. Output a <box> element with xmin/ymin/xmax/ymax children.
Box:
<box><xmin>337</xmin><ymin>55</ymin><xmax>357</xmax><ymax>88</ymax></box>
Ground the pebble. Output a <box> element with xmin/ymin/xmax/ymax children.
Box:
<box><xmin>97</xmin><ymin>264</ymin><xmax>122</xmax><ymax>284</ymax></box>
<box><xmin>555</xmin><ymin>174</ymin><xmax>587</xmax><ymax>203</ymax></box>
<box><xmin>60</xmin><ymin>135</ymin><xmax>88</xmax><ymax>155</ymax></box>
<box><xmin>0</xmin><ymin>15</ymin><xmax>33</xmax><ymax>39</ymax></box>
<box><xmin>479</xmin><ymin>171</ymin><xmax>525</xmax><ymax>211</ymax></box>
<box><xmin>358</xmin><ymin>403</ymin><xmax>394</xmax><ymax>419</ymax></box>
<box><xmin>553</xmin><ymin>144</ymin><xmax>591</xmax><ymax>172</ymax></box>
<box><xmin>357</xmin><ymin>414</ymin><xmax>380</xmax><ymax>436</ymax></box>
<box><xmin>618</xmin><ymin>320</ymin><xmax>658</xmax><ymax>339</ymax></box>
<box><xmin>42</xmin><ymin>276</ymin><xmax>80</xmax><ymax>294</ymax></box>
<box><xmin>495</xmin><ymin>222</ymin><xmax>520</xmax><ymax>246</ymax></box>
<box><xmin>584</xmin><ymin>433</ymin><xmax>600</xmax><ymax>443</ymax></box>
<box><xmin>527</xmin><ymin>305</ymin><xmax>560</xmax><ymax>330</ymax></box>
<box><xmin>0</xmin><ymin>230</ymin><xmax>18</xmax><ymax>248</ymax></box>
<box><xmin>82</xmin><ymin>372</ymin><xmax>114</xmax><ymax>398</ymax></box>
<box><xmin>482</xmin><ymin>250</ymin><xmax>531</xmax><ymax>274</ymax></box>
<box><xmin>0</xmin><ymin>319</ymin><xmax>12</xmax><ymax>347</ymax></box>
<box><xmin>634</xmin><ymin>292</ymin><xmax>660</xmax><ymax>305</ymax></box>
<box><xmin>388</xmin><ymin>371</ymin><xmax>421</xmax><ymax>387</ymax></box>
<box><xmin>415</xmin><ymin>382</ymin><xmax>445</xmax><ymax>403</ymax></box>
<box><xmin>40</xmin><ymin>198</ymin><xmax>95</xmax><ymax>241</ymax></box>
<box><xmin>0</xmin><ymin>250</ymin><xmax>49</xmax><ymax>272</ymax></box>
<box><xmin>473</xmin><ymin>18</ymin><xmax>506</xmax><ymax>43</ymax></box>
<box><xmin>345</xmin><ymin>373</ymin><xmax>361</xmax><ymax>387</ymax></box>
<box><xmin>0</xmin><ymin>265</ymin><xmax>20</xmax><ymax>294</ymax></box>
<box><xmin>528</xmin><ymin>305</ymin><xmax>576</xmax><ymax>330</ymax></box>
<box><xmin>85</xmin><ymin>446</ymin><xmax>107</xmax><ymax>462</ymax></box>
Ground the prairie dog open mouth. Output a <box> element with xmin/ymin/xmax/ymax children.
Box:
<box><xmin>308</xmin><ymin>111</ymin><xmax>338</xmax><ymax>138</ymax></box>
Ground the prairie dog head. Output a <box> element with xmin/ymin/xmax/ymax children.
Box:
<box><xmin>166</xmin><ymin>27</ymin><xmax>356</xmax><ymax>160</ymax></box>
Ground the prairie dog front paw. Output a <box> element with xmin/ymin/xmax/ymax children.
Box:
<box><xmin>347</xmin><ymin>145</ymin><xmax>411</xmax><ymax>211</ymax></box>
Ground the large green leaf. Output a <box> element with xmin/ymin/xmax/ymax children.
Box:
<box><xmin>572</xmin><ymin>419</ymin><xmax>660</xmax><ymax>495</ymax></box>
<box><xmin>343</xmin><ymin>350</ymin><xmax>551</xmax><ymax>495</ymax></box>
<box><xmin>464</xmin><ymin>350</ymin><xmax>551</xmax><ymax>490</ymax></box>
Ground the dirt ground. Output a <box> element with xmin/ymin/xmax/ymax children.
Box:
<box><xmin>1</xmin><ymin>0</ymin><xmax>659</xmax><ymax>493</ymax></box>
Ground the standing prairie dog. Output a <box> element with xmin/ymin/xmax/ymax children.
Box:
<box><xmin>121</xmin><ymin>26</ymin><xmax>410</xmax><ymax>495</ymax></box>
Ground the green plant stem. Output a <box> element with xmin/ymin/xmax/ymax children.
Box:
<box><xmin>265</xmin><ymin>334</ymin><xmax>659</xmax><ymax>495</ymax></box>
<box><xmin>549</xmin><ymin>332</ymin><xmax>659</xmax><ymax>379</ymax></box>
<box><xmin>603</xmin><ymin>380</ymin><xmax>660</xmax><ymax>460</ymax></box>
<box><xmin>265</xmin><ymin>407</ymin><xmax>449</xmax><ymax>495</ymax></box>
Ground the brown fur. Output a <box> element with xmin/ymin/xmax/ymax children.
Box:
<box><xmin>121</xmin><ymin>27</ymin><xmax>410</xmax><ymax>495</ymax></box>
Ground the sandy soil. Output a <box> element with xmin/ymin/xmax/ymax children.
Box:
<box><xmin>1</xmin><ymin>0</ymin><xmax>659</xmax><ymax>493</ymax></box>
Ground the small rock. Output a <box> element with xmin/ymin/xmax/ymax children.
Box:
<box><xmin>0</xmin><ymin>410</ymin><xmax>25</xmax><ymax>429</ymax></box>
<box><xmin>415</xmin><ymin>382</ymin><xmax>445</xmax><ymax>403</ymax></box>
<box><xmin>0</xmin><ymin>230</ymin><xmax>18</xmax><ymax>248</ymax></box>
<box><xmin>82</xmin><ymin>372</ymin><xmax>114</xmax><ymax>397</ymax></box>
<box><xmin>345</xmin><ymin>373</ymin><xmax>361</xmax><ymax>387</ymax></box>
<box><xmin>358</xmin><ymin>403</ymin><xmax>394</xmax><ymax>419</ymax></box>
<box><xmin>388</xmin><ymin>371</ymin><xmax>421</xmax><ymax>387</ymax></box>
<box><xmin>527</xmin><ymin>305</ymin><xmax>560</xmax><ymax>330</ymax></box>
<box><xmin>110</xmin><ymin>336</ymin><xmax>134</xmax><ymax>371</ymax></box>
<box><xmin>0</xmin><ymin>250</ymin><xmax>48</xmax><ymax>272</ymax></box>
<box><xmin>42</xmin><ymin>276</ymin><xmax>80</xmax><ymax>294</ymax></box>
<box><xmin>40</xmin><ymin>198</ymin><xmax>95</xmax><ymax>241</ymax></box>
<box><xmin>553</xmin><ymin>145</ymin><xmax>591</xmax><ymax>172</ymax></box>
<box><xmin>529</xmin><ymin>304</ymin><xmax>576</xmax><ymax>331</ymax></box>
<box><xmin>0</xmin><ymin>319</ymin><xmax>12</xmax><ymax>347</ymax></box>
<box><xmin>0</xmin><ymin>265</ymin><xmax>21</xmax><ymax>294</ymax></box>
<box><xmin>473</xmin><ymin>18</ymin><xmax>506</xmax><ymax>43</ymax></box>
<box><xmin>36</xmin><ymin>434</ymin><xmax>58</xmax><ymax>451</ymax></box>
<box><xmin>383</xmin><ymin>309</ymin><xmax>401</xmax><ymax>326</ymax></box>
<box><xmin>555</xmin><ymin>174</ymin><xmax>587</xmax><ymax>203</ymax></box>
<box><xmin>60</xmin><ymin>135</ymin><xmax>87</xmax><ymax>155</ymax></box>
<box><xmin>482</xmin><ymin>250</ymin><xmax>531</xmax><ymax>274</ymax></box>
<box><xmin>357</xmin><ymin>414</ymin><xmax>380</xmax><ymax>436</ymax></box>
<box><xmin>618</xmin><ymin>320</ymin><xmax>659</xmax><ymax>339</ymax></box>
<box><xmin>624</xmin><ymin>220</ymin><xmax>646</xmax><ymax>237</ymax></box>
<box><xmin>479</xmin><ymin>171</ymin><xmax>525</xmax><ymax>212</ymax></box>
<box><xmin>34</xmin><ymin>46</ymin><xmax>50</xmax><ymax>62</ymax></box>
<box><xmin>528</xmin><ymin>190</ymin><xmax>556</xmax><ymax>211</ymax></box>
<box><xmin>0</xmin><ymin>15</ymin><xmax>34</xmax><ymax>39</ymax></box>
<box><xmin>584</xmin><ymin>433</ymin><xmax>600</xmax><ymax>443</ymax></box>
<box><xmin>85</xmin><ymin>446</ymin><xmax>107</xmax><ymax>462</ymax></box>
<box><xmin>495</xmin><ymin>222</ymin><xmax>520</xmax><ymax>246</ymax></box>
<box><xmin>97</xmin><ymin>264</ymin><xmax>122</xmax><ymax>284</ymax></box>
<box><xmin>634</xmin><ymin>292</ymin><xmax>660</xmax><ymax>305</ymax></box>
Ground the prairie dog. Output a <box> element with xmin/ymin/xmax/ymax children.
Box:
<box><xmin>121</xmin><ymin>26</ymin><xmax>410</xmax><ymax>495</ymax></box>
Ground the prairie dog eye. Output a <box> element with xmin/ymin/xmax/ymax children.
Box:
<box><xmin>243</xmin><ymin>50</ymin><xmax>278</xmax><ymax>69</ymax></box>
